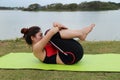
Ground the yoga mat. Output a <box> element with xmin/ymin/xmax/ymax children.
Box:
<box><xmin>0</xmin><ymin>53</ymin><xmax>120</xmax><ymax>72</ymax></box>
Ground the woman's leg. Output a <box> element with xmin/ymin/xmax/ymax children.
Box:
<box><xmin>51</xmin><ymin>33</ymin><xmax>84</xmax><ymax>64</ymax></box>
<box><xmin>59</xmin><ymin>24</ymin><xmax>95</xmax><ymax>41</ymax></box>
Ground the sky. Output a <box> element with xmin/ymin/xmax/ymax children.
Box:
<box><xmin>0</xmin><ymin>0</ymin><xmax>120</xmax><ymax>7</ymax></box>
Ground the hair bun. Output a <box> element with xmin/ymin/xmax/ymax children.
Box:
<box><xmin>21</xmin><ymin>28</ymin><xmax>29</xmax><ymax>34</ymax></box>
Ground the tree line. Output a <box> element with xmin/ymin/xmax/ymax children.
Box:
<box><xmin>0</xmin><ymin>7</ymin><xmax>13</xmax><ymax>10</ymax></box>
<box><xmin>23</xmin><ymin>1</ymin><xmax>120</xmax><ymax>11</ymax></box>
<box><xmin>0</xmin><ymin>6</ymin><xmax>24</xmax><ymax>10</ymax></box>
<box><xmin>1</xmin><ymin>1</ymin><xmax>120</xmax><ymax>11</ymax></box>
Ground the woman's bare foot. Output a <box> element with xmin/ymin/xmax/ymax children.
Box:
<box><xmin>79</xmin><ymin>24</ymin><xmax>95</xmax><ymax>41</ymax></box>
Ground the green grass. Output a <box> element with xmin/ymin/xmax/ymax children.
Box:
<box><xmin>0</xmin><ymin>39</ymin><xmax>32</xmax><ymax>56</ymax></box>
<box><xmin>0</xmin><ymin>39</ymin><xmax>120</xmax><ymax>80</ymax></box>
<box><xmin>0</xmin><ymin>70</ymin><xmax>120</xmax><ymax>80</ymax></box>
<box><xmin>81</xmin><ymin>41</ymin><xmax>120</xmax><ymax>54</ymax></box>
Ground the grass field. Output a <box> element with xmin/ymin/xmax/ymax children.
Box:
<box><xmin>0</xmin><ymin>39</ymin><xmax>120</xmax><ymax>80</ymax></box>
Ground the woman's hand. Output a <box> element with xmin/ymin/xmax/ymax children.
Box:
<box><xmin>50</xmin><ymin>27</ymin><xmax>59</xmax><ymax>34</ymax></box>
<box><xmin>53</xmin><ymin>22</ymin><xmax>68</xmax><ymax>30</ymax></box>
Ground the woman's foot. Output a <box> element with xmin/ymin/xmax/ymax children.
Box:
<box><xmin>79</xmin><ymin>24</ymin><xmax>95</xmax><ymax>41</ymax></box>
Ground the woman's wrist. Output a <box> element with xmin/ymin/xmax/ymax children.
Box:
<box><xmin>50</xmin><ymin>27</ymin><xmax>59</xmax><ymax>34</ymax></box>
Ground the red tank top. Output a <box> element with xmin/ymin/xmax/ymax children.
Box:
<box><xmin>44</xmin><ymin>42</ymin><xmax>58</xmax><ymax>57</ymax></box>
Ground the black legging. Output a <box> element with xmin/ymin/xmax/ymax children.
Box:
<box><xmin>50</xmin><ymin>32</ymin><xmax>84</xmax><ymax>64</ymax></box>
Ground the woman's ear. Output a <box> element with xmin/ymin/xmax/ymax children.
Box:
<box><xmin>31</xmin><ymin>36</ymin><xmax>35</xmax><ymax>41</ymax></box>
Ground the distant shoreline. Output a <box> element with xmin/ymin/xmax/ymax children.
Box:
<box><xmin>0</xmin><ymin>1</ymin><xmax>120</xmax><ymax>11</ymax></box>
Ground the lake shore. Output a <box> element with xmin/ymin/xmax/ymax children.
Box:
<box><xmin>0</xmin><ymin>38</ymin><xmax>120</xmax><ymax>56</ymax></box>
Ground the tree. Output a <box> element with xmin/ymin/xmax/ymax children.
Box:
<box><xmin>67</xmin><ymin>3</ymin><xmax>78</xmax><ymax>11</ymax></box>
<box><xmin>78</xmin><ymin>1</ymin><xmax>119</xmax><ymax>11</ymax></box>
<box><xmin>54</xmin><ymin>3</ymin><xmax>63</xmax><ymax>10</ymax></box>
<box><xmin>27</xmin><ymin>3</ymin><xmax>41</xmax><ymax>11</ymax></box>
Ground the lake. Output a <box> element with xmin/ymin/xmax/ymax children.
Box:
<box><xmin>0</xmin><ymin>10</ymin><xmax>120</xmax><ymax>41</ymax></box>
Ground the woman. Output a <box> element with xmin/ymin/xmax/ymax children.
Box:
<box><xmin>21</xmin><ymin>22</ymin><xmax>95</xmax><ymax>65</ymax></box>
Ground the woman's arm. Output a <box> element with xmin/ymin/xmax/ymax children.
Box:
<box><xmin>33</xmin><ymin>22</ymin><xmax>68</xmax><ymax>54</ymax></box>
<box><xmin>33</xmin><ymin>27</ymin><xmax>59</xmax><ymax>53</ymax></box>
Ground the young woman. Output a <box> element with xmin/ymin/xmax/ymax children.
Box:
<box><xmin>21</xmin><ymin>22</ymin><xmax>95</xmax><ymax>65</ymax></box>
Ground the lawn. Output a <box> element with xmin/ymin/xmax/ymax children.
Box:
<box><xmin>0</xmin><ymin>39</ymin><xmax>120</xmax><ymax>80</ymax></box>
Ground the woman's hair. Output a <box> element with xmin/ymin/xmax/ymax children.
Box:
<box><xmin>21</xmin><ymin>26</ymin><xmax>41</xmax><ymax>45</ymax></box>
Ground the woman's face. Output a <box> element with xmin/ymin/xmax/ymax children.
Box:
<box><xmin>32</xmin><ymin>31</ymin><xmax>43</xmax><ymax>43</ymax></box>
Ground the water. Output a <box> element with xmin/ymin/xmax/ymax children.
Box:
<box><xmin>0</xmin><ymin>10</ymin><xmax>120</xmax><ymax>41</ymax></box>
